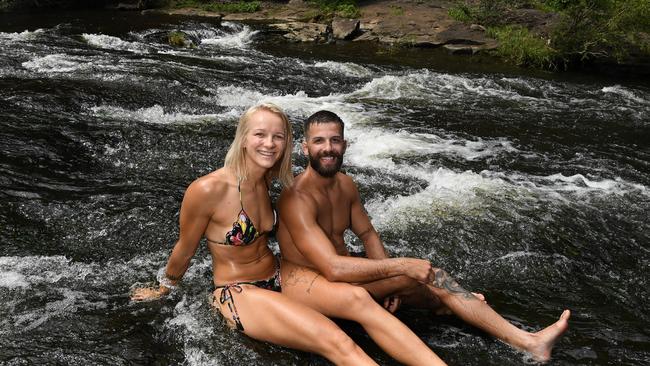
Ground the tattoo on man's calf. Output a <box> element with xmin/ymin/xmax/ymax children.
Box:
<box><xmin>431</xmin><ymin>269</ymin><xmax>476</xmax><ymax>300</ymax></box>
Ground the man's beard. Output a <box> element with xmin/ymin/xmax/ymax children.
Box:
<box><xmin>308</xmin><ymin>151</ymin><xmax>343</xmax><ymax>177</ymax></box>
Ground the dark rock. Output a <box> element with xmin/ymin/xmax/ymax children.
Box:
<box><xmin>139</xmin><ymin>29</ymin><xmax>201</xmax><ymax>48</ymax></box>
<box><xmin>114</xmin><ymin>0</ymin><xmax>142</xmax><ymax>11</ymax></box>
<box><xmin>270</xmin><ymin>22</ymin><xmax>329</xmax><ymax>43</ymax></box>
<box><xmin>331</xmin><ymin>17</ymin><xmax>360</xmax><ymax>40</ymax></box>
<box><xmin>470</xmin><ymin>24</ymin><xmax>486</xmax><ymax>32</ymax></box>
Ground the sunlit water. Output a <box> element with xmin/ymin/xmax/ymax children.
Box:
<box><xmin>1</xmin><ymin>11</ymin><xmax>648</xmax><ymax>366</ymax></box>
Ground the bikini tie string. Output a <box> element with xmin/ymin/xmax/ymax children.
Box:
<box><xmin>218</xmin><ymin>284</ymin><xmax>244</xmax><ymax>331</ymax></box>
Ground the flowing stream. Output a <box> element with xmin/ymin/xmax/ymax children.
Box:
<box><xmin>1</xmin><ymin>10</ymin><xmax>648</xmax><ymax>366</ymax></box>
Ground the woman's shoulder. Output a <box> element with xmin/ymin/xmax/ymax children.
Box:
<box><xmin>186</xmin><ymin>168</ymin><xmax>236</xmax><ymax>198</ymax></box>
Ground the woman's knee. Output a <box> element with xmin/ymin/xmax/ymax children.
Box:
<box><xmin>318</xmin><ymin>328</ymin><xmax>359</xmax><ymax>358</ymax></box>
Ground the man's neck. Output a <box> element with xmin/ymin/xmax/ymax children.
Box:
<box><xmin>303</xmin><ymin>165</ymin><xmax>338</xmax><ymax>188</ymax></box>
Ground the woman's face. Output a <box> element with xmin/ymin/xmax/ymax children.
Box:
<box><xmin>243</xmin><ymin>109</ymin><xmax>287</xmax><ymax>170</ymax></box>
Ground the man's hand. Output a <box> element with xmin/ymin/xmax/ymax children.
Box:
<box><xmin>402</xmin><ymin>258</ymin><xmax>436</xmax><ymax>284</ymax></box>
<box><xmin>383</xmin><ymin>295</ymin><xmax>402</xmax><ymax>313</ymax></box>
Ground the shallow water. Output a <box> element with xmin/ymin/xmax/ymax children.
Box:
<box><xmin>1</xmin><ymin>10</ymin><xmax>649</xmax><ymax>366</ymax></box>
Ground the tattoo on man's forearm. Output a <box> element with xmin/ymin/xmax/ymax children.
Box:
<box><xmin>431</xmin><ymin>269</ymin><xmax>476</xmax><ymax>300</ymax></box>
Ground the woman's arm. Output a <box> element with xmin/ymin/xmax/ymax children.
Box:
<box><xmin>131</xmin><ymin>177</ymin><xmax>219</xmax><ymax>301</ymax></box>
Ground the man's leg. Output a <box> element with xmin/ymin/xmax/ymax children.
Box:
<box><xmin>360</xmin><ymin>268</ymin><xmax>570</xmax><ymax>362</ymax></box>
<box><xmin>281</xmin><ymin>260</ymin><xmax>447</xmax><ymax>366</ymax></box>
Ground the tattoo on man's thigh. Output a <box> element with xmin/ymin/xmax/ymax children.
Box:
<box><xmin>284</xmin><ymin>268</ymin><xmax>319</xmax><ymax>292</ymax></box>
<box><xmin>306</xmin><ymin>274</ymin><xmax>320</xmax><ymax>294</ymax></box>
<box><xmin>431</xmin><ymin>269</ymin><xmax>476</xmax><ymax>300</ymax></box>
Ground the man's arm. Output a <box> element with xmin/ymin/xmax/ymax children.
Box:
<box><xmin>347</xmin><ymin>179</ymin><xmax>388</xmax><ymax>260</ymax></box>
<box><xmin>280</xmin><ymin>188</ymin><xmax>434</xmax><ymax>284</ymax></box>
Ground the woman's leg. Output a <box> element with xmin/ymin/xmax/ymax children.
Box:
<box><xmin>281</xmin><ymin>262</ymin><xmax>447</xmax><ymax>366</ymax></box>
<box><xmin>213</xmin><ymin>285</ymin><xmax>377</xmax><ymax>366</ymax></box>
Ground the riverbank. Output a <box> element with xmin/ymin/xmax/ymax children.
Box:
<box><xmin>147</xmin><ymin>0</ymin><xmax>650</xmax><ymax>78</ymax></box>
<box><xmin>2</xmin><ymin>0</ymin><xmax>649</xmax><ymax>78</ymax></box>
<box><xmin>147</xmin><ymin>1</ymin><xmax>502</xmax><ymax>54</ymax></box>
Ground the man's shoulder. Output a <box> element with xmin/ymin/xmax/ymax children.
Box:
<box><xmin>336</xmin><ymin>172</ymin><xmax>360</xmax><ymax>193</ymax></box>
<box><xmin>279</xmin><ymin>176</ymin><xmax>316</xmax><ymax>207</ymax></box>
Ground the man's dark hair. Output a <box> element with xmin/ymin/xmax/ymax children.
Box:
<box><xmin>304</xmin><ymin>110</ymin><xmax>345</xmax><ymax>139</ymax></box>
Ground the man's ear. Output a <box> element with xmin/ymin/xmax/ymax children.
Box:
<box><xmin>301</xmin><ymin>141</ymin><xmax>308</xmax><ymax>156</ymax></box>
<box><xmin>342</xmin><ymin>139</ymin><xmax>347</xmax><ymax>154</ymax></box>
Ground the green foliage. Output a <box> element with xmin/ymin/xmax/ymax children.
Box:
<box><xmin>448</xmin><ymin>5</ymin><xmax>473</xmax><ymax>22</ymax></box>
<box><xmin>543</xmin><ymin>0</ymin><xmax>573</xmax><ymax>11</ymax></box>
<box><xmin>389</xmin><ymin>5</ymin><xmax>404</xmax><ymax>16</ymax></box>
<box><xmin>308</xmin><ymin>0</ymin><xmax>360</xmax><ymax>19</ymax></box>
<box><xmin>550</xmin><ymin>0</ymin><xmax>650</xmax><ymax>62</ymax></box>
<box><xmin>487</xmin><ymin>25</ymin><xmax>559</xmax><ymax>69</ymax></box>
<box><xmin>447</xmin><ymin>0</ymin><xmax>650</xmax><ymax>68</ymax></box>
<box><xmin>172</xmin><ymin>0</ymin><xmax>261</xmax><ymax>13</ymax></box>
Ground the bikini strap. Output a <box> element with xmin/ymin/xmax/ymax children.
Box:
<box><xmin>237</xmin><ymin>177</ymin><xmax>244</xmax><ymax>209</ymax></box>
<box><xmin>218</xmin><ymin>284</ymin><xmax>245</xmax><ymax>331</ymax></box>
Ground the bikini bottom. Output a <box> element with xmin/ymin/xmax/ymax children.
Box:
<box><xmin>214</xmin><ymin>262</ymin><xmax>281</xmax><ymax>331</ymax></box>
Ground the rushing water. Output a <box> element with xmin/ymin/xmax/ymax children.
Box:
<box><xmin>1</xmin><ymin>10</ymin><xmax>649</xmax><ymax>366</ymax></box>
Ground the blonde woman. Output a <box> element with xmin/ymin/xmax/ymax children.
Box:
<box><xmin>131</xmin><ymin>104</ymin><xmax>376</xmax><ymax>365</ymax></box>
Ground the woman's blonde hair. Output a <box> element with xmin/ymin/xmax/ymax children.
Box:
<box><xmin>224</xmin><ymin>103</ymin><xmax>294</xmax><ymax>187</ymax></box>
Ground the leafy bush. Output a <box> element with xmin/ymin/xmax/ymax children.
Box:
<box><xmin>550</xmin><ymin>0</ymin><xmax>650</xmax><ymax>62</ymax></box>
<box><xmin>448</xmin><ymin>5</ymin><xmax>473</xmax><ymax>22</ymax></box>
<box><xmin>447</xmin><ymin>0</ymin><xmax>650</xmax><ymax>68</ymax></box>
<box><xmin>309</xmin><ymin>0</ymin><xmax>360</xmax><ymax>19</ymax></box>
<box><xmin>172</xmin><ymin>0</ymin><xmax>261</xmax><ymax>13</ymax></box>
<box><xmin>488</xmin><ymin>25</ymin><xmax>559</xmax><ymax>68</ymax></box>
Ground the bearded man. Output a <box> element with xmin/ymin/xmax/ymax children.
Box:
<box><xmin>277</xmin><ymin>110</ymin><xmax>570</xmax><ymax>363</ymax></box>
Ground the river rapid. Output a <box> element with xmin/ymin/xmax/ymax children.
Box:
<box><xmin>0</xmin><ymin>10</ymin><xmax>648</xmax><ymax>366</ymax></box>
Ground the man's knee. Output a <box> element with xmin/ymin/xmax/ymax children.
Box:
<box><xmin>345</xmin><ymin>286</ymin><xmax>376</xmax><ymax>312</ymax></box>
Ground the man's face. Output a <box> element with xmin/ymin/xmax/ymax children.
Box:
<box><xmin>303</xmin><ymin>122</ymin><xmax>346</xmax><ymax>177</ymax></box>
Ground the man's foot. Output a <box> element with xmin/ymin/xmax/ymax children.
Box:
<box><xmin>433</xmin><ymin>292</ymin><xmax>486</xmax><ymax>315</ymax></box>
<box><xmin>525</xmin><ymin>309</ymin><xmax>571</xmax><ymax>362</ymax></box>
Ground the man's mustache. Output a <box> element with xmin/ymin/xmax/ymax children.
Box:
<box><xmin>317</xmin><ymin>151</ymin><xmax>341</xmax><ymax>158</ymax></box>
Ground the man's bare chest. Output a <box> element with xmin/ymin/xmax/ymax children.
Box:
<box><xmin>313</xmin><ymin>194</ymin><xmax>351</xmax><ymax>238</ymax></box>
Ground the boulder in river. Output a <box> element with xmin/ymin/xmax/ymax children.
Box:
<box><xmin>270</xmin><ymin>22</ymin><xmax>329</xmax><ymax>43</ymax></box>
<box><xmin>331</xmin><ymin>17</ymin><xmax>360</xmax><ymax>40</ymax></box>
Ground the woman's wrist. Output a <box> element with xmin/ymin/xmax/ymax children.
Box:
<box><xmin>157</xmin><ymin>269</ymin><xmax>179</xmax><ymax>292</ymax></box>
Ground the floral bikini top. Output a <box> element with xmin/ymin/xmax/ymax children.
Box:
<box><xmin>206</xmin><ymin>179</ymin><xmax>276</xmax><ymax>246</ymax></box>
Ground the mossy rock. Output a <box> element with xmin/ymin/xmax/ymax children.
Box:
<box><xmin>167</xmin><ymin>30</ymin><xmax>197</xmax><ymax>48</ymax></box>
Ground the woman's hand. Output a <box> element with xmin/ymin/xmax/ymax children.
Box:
<box><xmin>130</xmin><ymin>285</ymin><xmax>170</xmax><ymax>302</ymax></box>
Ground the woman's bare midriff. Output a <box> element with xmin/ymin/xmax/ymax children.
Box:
<box><xmin>208</xmin><ymin>237</ymin><xmax>276</xmax><ymax>286</ymax></box>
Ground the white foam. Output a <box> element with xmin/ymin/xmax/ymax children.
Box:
<box><xmin>540</xmin><ymin>173</ymin><xmax>647</xmax><ymax>194</ymax></box>
<box><xmin>602</xmin><ymin>85</ymin><xmax>648</xmax><ymax>105</ymax></box>
<box><xmin>351</xmin><ymin>71</ymin><xmax>563</xmax><ymax>110</ymax></box>
<box><xmin>489</xmin><ymin>250</ymin><xmax>568</xmax><ymax>262</ymax></box>
<box><xmin>0</xmin><ymin>28</ymin><xmax>45</xmax><ymax>42</ymax></box>
<box><xmin>364</xmin><ymin>168</ymin><xmax>505</xmax><ymax>229</ymax></box>
<box><xmin>0</xmin><ymin>271</ymin><xmax>29</xmax><ymax>288</ymax></box>
<box><xmin>90</xmin><ymin>104</ymin><xmax>239</xmax><ymax>125</ymax></box>
<box><xmin>22</xmin><ymin>54</ymin><xmax>88</xmax><ymax>73</ymax></box>
<box><xmin>82</xmin><ymin>33</ymin><xmax>150</xmax><ymax>54</ymax></box>
<box><xmin>201</xmin><ymin>22</ymin><xmax>258</xmax><ymax>49</ymax></box>
<box><xmin>313</xmin><ymin>61</ymin><xmax>373</xmax><ymax>78</ymax></box>
<box><xmin>346</xmin><ymin>129</ymin><xmax>518</xmax><ymax>169</ymax></box>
